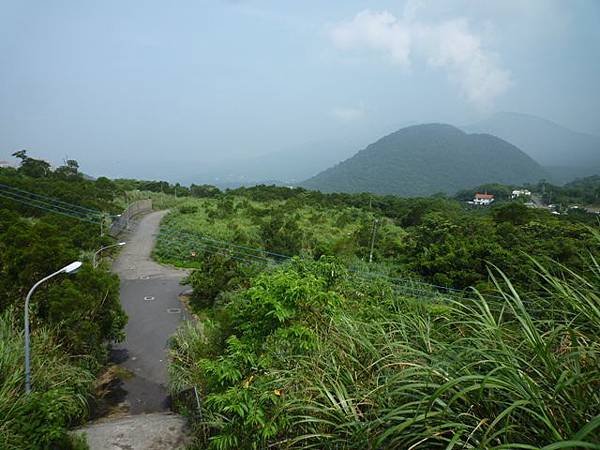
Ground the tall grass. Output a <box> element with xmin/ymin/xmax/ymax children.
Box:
<box><xmin>0</xmin><ymin>309</ymin><xmax>93</xmax><ymax>450</ymax></box>
<box><xmin>169</xmin><ymin>247</ymin><xmax>600</xmax><ymax>448</ymax></box>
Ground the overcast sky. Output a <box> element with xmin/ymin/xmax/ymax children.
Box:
<box><xmin>1</xmin><ymin>0</ymin><xmax>599</xmax><ymax>180</ymax></box>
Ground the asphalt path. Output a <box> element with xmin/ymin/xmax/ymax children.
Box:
<box><xmin>111</xmin><ymin>210</ymin><xmax>189</xmax><ymax>414</ymax></box>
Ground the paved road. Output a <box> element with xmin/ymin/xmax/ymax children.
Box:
<box><xmin>111</xmin><ymin>210</ymin><xmax>189</xmax><ymax>414</ymax></box>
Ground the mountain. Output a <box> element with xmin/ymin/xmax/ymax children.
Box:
<box><xmin>463</xmin><ymin>112</ymin><xmax>600</xmax><ymax>182</ymax></box>
<box><xmin>301</xmin><ymin>124</ymin><xmax>548</xmax><ymax>197</ymax></box>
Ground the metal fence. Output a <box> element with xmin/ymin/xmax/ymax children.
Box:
<box><xmin>109</xmin><ymin>199</ymin><xmax>152</xmax><ymax>236</ymax></box>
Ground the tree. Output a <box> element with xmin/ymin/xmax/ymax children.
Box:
<box><xmin>54</xmin><ymin>159</ymin><xmax>81</xmax><ymax>179</ymax></box>
<box><xmin>12</xmin><ymin>150</ymin><xmax>51</xmax><ymax>178</ymax></box>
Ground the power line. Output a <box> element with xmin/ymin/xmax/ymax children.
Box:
<box><xmin>159</xmin><ymin>234</ymin><xmax>274</xmax><ymax>264</ymax></box>
<box><xmin>0</xmin><ymin>182</ymin><xmax>102</xmax><ymax>215</ymax></box>
<box><xmin>161</xmin><ymin>229</ymin><xmax>290</xmax><ymax>260</ymax></box>
<box><xmin>185</xmin><ymin>243</ymin><xmax>271</xmax><ymax>267</ymax></box>
<box><xmin>157</xmin><ymin>227</ymin><xmax>470</xmax><ymax>301</ymax></box>
<box><xmin>0</xmin><ymin>188</ymin><xmax>100</xmax><ymax>220</ymax></box>
<box><xmin>0</xmin><ymin>190</ymin><xmax>102</xmax><ymax>224</ymax></box>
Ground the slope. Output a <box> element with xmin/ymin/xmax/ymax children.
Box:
<box><xmin>302</xmin><ymin>124</ymin><xmax>547</xmax><ymax>197</ymax></box>
<box><xmin>463</xmin><ymin>112</ymin><xmax>600</xmax><ymax>182</ymax></box>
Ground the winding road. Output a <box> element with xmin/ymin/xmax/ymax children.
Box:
<box><xmin>111</xmin><ymin>210</ymin><xmax>190</xmax><ymax>413</ymax></box>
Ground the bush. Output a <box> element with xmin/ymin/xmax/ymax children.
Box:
<box><xmin>0</xmin><ymin>310</ymin><xmax>93</xmax><ymax>450</ymax></box>
<box><xmin>169</xmin><ymin>251</ymin><xmax>600</xmax><ymax>449</ymax></box>
<box><xmin>184</xmin><ymin>253</ymin><xmax>261</xmax><ymax>310</ymax></box>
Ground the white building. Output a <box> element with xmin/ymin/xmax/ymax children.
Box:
<box><xmin>473</xmin><ymin>192</ymin><xmax>495</xmax><ymax>206</ymax></box>
<box><xmin>511</xmin><ymin>189</ymin><xmax>531</xmax><ymax>199</ymax></box>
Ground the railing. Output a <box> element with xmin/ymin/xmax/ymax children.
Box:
<box><xmin>109</xmin><ymin>199</ymin><xmax>152</xmax><ymax>236</ymax></box>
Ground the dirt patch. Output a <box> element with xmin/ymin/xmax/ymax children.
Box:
<box><xmin>89</xmin><ymin>363</ymin><xmax>134</xmax><ymax>420</ymax></box>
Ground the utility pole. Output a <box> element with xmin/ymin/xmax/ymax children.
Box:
<box><xmin>369</xmin><ymin>218</ymin><xmax>379</xmax><ymax>263</ymax></box>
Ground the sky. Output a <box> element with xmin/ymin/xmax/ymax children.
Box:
<box><xmin>1</xmin><ymin>0</ymin><xmax>599</xmax><ymax>181</ymax></box>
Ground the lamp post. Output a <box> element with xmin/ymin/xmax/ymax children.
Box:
<box><xmin>93</xmin><ymin>242</ymin><xmax>126</xmax><ymax>268</ymax></box>
<box><xmin>24</xmin><ymin>261</ymin><xmax>82</xmax><ymax>394</ymax></box>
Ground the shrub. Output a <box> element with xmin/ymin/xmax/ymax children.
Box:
<box><xmin>169</xmin><ymin>252</ymin><xmax>600</xmax><ymax>449</ymax></box>
<box><xmin>0</xmin><ymin>310</ymin><xmax>93</xmax><ymax>450</ymax></box>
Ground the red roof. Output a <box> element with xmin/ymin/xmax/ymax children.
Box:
<box><xmin>475</xmin><ymin>193</ymin><xmax>494</xmax><ymax>199</ymax></box>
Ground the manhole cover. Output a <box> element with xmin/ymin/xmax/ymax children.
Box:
<box><xmin>144</xmin><ymin>296</ymin><xmax>155</xmax><ymax>301</ymax></box>
<box><xmin>167</xmin><ymin>308</ymin><xmax>181</xmax><ymax>314</ymax></box>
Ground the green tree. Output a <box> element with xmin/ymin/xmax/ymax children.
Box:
<box><xmin>12</xmin><ymin>150</ymin><xmax>52</xmax><ymax>178</ymax></box>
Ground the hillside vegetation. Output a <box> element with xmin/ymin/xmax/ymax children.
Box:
<box><xmin>154</xmin><ymin>185</ymin><xmax>593</xmax><ymax>294</ymax></box>
<box><xmin>153</xmin><ymin>184</ymin><xmax>600</xmax><ymax>448</ymax></box>
<box><xmin>302</xmin><ymin>124</ymin><xmax>547</xmax><ymax>196</ymax></box>
<box><xmin>0</xmin><ymin>155</ymin><xmax>127</xmax><ymax>448</ymax></box>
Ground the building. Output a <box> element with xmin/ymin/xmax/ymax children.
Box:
<box><xmin>473</xmin><ymin>192</ymin><xmax>495</xmax><ymax>206</ymax></box>
<box><xmin>0</xmin><ymin>160</ymin><xmax>13</xmax><ymax>168</ymax></box>
<box><xmin>511</xmin><ymin>189</ymin><xmax>531</xmax><ymax>199</ymax></box>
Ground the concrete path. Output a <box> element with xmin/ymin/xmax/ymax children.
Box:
<box><xmin>75</xmin><ymin>413</ymin><xmax>189</xmax><ymax>450</ymax></box>
<box><xmin>111</xmin><ymin>210</ymin><xmax>190</xmax><ymax>413</ymax></box>
<box><xmin>75</xmin><ymin>211</ymin><xmax>192</xmax><ymax>450</ymax></box>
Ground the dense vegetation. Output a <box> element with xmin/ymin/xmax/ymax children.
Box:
<box><xmin>0</xmin><ymin>154</ymin><xmax>127</xmax><ymax>449</ymax></box>
<box><xmin>157</xmin><ymin>184</ymin><xmax>600</xmax><ymax>448</ymax></box>
<box><xmin>302</xmin><ymin>124</ymin><xmax>548</xmax><ymax>196</ymax></box>
<box><xmin>154</xmin><ymin>184</ymin><xmax>595</xmax><ymax>295</ymax></box>
<box><xmin>2</xmin><ymin>150</ymin><xmax>599</xmax><ymax>448</ymax></box>
<box><xmin>535</xmin><ymin>176</ymin><xmax>600</xmax><ymax>207</ymax></box>
<box><xmin>169</xmin><ymin>244</ymin><xmax>600</xmax><ymax>449</ymax></box>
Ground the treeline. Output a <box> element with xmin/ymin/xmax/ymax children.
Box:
<box><xmin>535</xmin><ymin>175</ymin><xmax>600</xmax><ymax>205</ymax></box>
<box><xmin>0</xmin><ymin>154</ymin><xmax>127</xmax><ymax>449</ymax></box>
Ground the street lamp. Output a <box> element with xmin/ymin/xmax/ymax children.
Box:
<box><xmin>24</xmin><ymin>261</ymin><xmax>82</xmax><ymax>393</ymax></box>
<box><xmin>93</xmin><ymin>242</ymin><xmax>126</xmax><ymax>268</ymax></box>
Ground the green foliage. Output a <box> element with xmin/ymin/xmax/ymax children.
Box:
<box><xmin>259</xmin><ymin>212</ymin><xmax>303</xmax><ymax>255</ymax></box>
<box><xmin>156</xmin><ymin>184</ymin><xmax>594</xmax><ymax>293</ymax></box>
<box><xmin>301</xmin><ymin>124</ymin><xmax>547</xmax><ymax>196</ymax></box>
<box><xmin>0</xmin><ymin>166</ymin><xmax>128</xmax><ymax>445</ymax></box>
<box><xmin>184</xmin><ymin>253</ymin><xmax>260</xmax><ymax>309</ymax></box>
<box><xmin>0</xmin><ymin>310</ymin><xmax>93</xmax><ymax>450</ymax></box>
<box><xmin>532</xmin><ymin>175</ymin><xmax>600</xmax><ymax>206</ymax></box>
<box><xmin>12</xmin><ymin>150</ymin><xmax>52</xmax><ymax>178</ymax></box>
<box><xmin>0</xmin><ymin>213</ymin><xmax>127</xmax><ymax>364</ymax></box>
<box><xmin>170</xmin><ymin>252</ymin><xmax>600</xmax><ymax>449</ymax></box>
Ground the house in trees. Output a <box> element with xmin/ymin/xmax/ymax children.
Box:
<box><xmin>511</xmin><ymin>189</ymin><xmax>531</xmax><ymax>199</ymax></box>
<box><xmin>473</xmin><ymin>192</ymin><xmax>495</xmax><ymax>206</ymax></box>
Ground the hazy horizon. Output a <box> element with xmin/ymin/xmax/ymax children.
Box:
<box><xmin>2</xmin><ymin>1</ymin><xmax>599</xmax><ymax>182</ymax></box>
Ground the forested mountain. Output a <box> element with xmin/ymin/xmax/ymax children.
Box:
<box><xmin>302</xmin><ymin>124</ymin><xmax>547</xmax><ymax>196</ymax></box>
<box><xmin>464</xmin><ymin>112</ymin><xmax>600</xmax><ymax>182</ymax></box>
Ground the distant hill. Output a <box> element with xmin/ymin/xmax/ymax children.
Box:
<box><xmin>463</xmin><ymin>112</ymin><xmax>600</xmax><ymax>182</ymax></box>
<box><xmin>301</xmin><ymin>124</ymin><xmax>548</xmax><ymax>197</ymax></box>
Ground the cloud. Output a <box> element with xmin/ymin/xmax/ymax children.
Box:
<box><xmin>329</xmin><ymin>8</ymin><xmax>512</xmax><ymax>110</ymax></box>
<box><xmin>331</xmin><ymin>106</ymin><xmax>366</xmax><ymax>121</ymax></box>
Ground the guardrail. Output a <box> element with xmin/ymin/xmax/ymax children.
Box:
<box><xmin>109</xmin><ymin>199</ymin><xmax>152</xmax><ymax>236</ymax></box>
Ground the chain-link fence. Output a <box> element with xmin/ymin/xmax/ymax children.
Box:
<box><xmin>109</xmin><ymin>199</ymin><xmax>152</xmax><ymax>236</ymax></box>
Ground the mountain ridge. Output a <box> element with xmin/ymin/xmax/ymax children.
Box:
<box><xmin>463</xmin><ymin>112</ymin><xmax>600</xmax><ymax>182</ymax></box>
<box><xmin>301</xmin><ymin>123</ymin><xmax>548</xmax><ymax>196</ymax></box>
